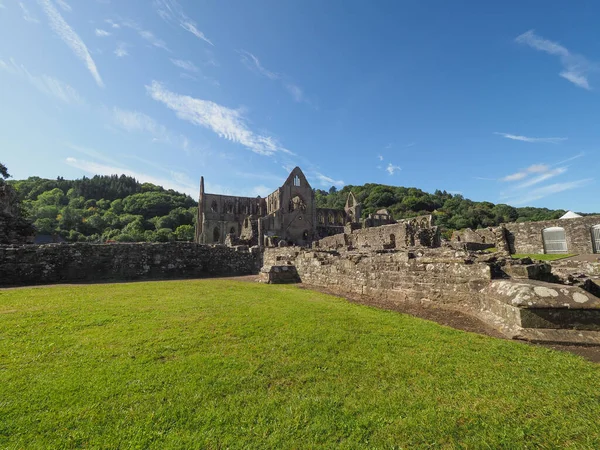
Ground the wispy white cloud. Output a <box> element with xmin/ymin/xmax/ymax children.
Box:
<box><xmin>112</xmin><ymin>107</ymin><xmax>167</xmax><ymax>137</ymax></box>
<box><xmin>146</xmin><ymin>80</ymin><xmax>292</xmax><ymax>156</ymax></box>
<box><xmin>494</xmin><ymin>132</ymin><xmax>567</xmax><ymax>144</ymax></box>
<box><xmin>118</xmin><ymin>19</ymin><xmax>169</xmax><ymax>51</ymax></box>
<box><xmin>506</xmin><ymin>179</ymin><xmax>594</xmax><ymax>205</ymax></box>
<box><xmin>498</xmin><ymin>153</ymin><xmax>592</xmax><ymax>205</ymax></box>
<box><xmin>154</xmin><ymin>0</ymin><xmax>213</xmax><ymax>46</ymax></box>
<box><xmin>65</xmin><ymin>157</ymin><xmax>197</xmax><ymax>196</ymax></box>
<box><xmin>55</xmin><ymin>0</ymin><xmax>71</xmax><ymax>12</ymax></box>
<box><xmin>105</xmin><ymin>19</ymin><xmax>120</xmax><ymax>29</ymax></box>
<box><xmin>111</xmin><ymin>107</ymin><xmax>192</xmax><ymax>154</ymax></box>
<box><xmin>501</xmin><ymin>163</ymin><xmax>550</xmax><ymax>182</ymax></box>
<box><xmin>515</xmin><ymin>30</ymin><xmax>594</xmax><ymax>90</ymax></box>
<box><xmin>38</xmin><ymin>0</ymin><xmax>104</xmax><ymax>87</ymax></box>
<box><xmin>314</xmin><ymin>172</ymin><xmax>344</xmax><ymax>188</ymax></box>
<box><xmin>239</xmin><ymin>50</ymin><xmax>309</xmax><ymax>104</ymax></box>
<box><xmin>0</xmin><ymin>58</ymin><xmax>84</xmax><ymax>105</ymax></box>
<box><xmin>377</xmin><ymin>154</ymin><xmax>384</xmax><ymax>161</ymax></box>
<box><xmin>95</xmin><ymin>28</ymin><xmax>111</xmax><ymax>37</ymax></box>
<box><xmin>386</xmin><ymin>163</ymin><xmax>401</xmax><ymax>175</ymax></box>
<box><xmin>0</xmin><ymin>2</ymin><xmax>6</xmax><ymax>9</ymax></box>
<box><xmin>114</xmin><ymin>42</ymin><xmax>129</xmax><ymax>58</ymax></box>
<box><xmin>240</xmin><ymin>50</ymin><xmax>278</xmax><ymax>80</ymax></box>
<box><xmin>20</xmin><ymin>2</ymin><xmax>40</xmax><ymax>23</ymax></box>
<box><xmin>170</xmin><ymin>58</ymin><xmax>198</xmax><ymax>72</ymax></box>
<box><xmin>515</xmin><ymin>167</ymin><xmax>567</xmax><ymax>188</ymax></box>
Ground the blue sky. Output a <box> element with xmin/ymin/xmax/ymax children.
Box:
<box><xmin>0</xmin><ymin>0</ymin><xmax>598</xmax><ymax>211</ymax></box>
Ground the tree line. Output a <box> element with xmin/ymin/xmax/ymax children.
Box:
<box><xmin>315</xmin><ymin>184</ymin><xmax>590</xmax><ymax>239</ymax></box>
<box><xmin>8</xmin><ymin>174</ymin><xmax>197</xmax><ymax>243</ymax></box>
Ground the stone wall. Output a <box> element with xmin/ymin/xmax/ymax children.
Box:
<box><xmin>313</xmin><ymin>215</ymin><xmax>439</xmax><ymax>251</ymax></box>
<box><xmin>503</xmin><ymin>216</ymin><xmax>600</xmax><ymax>254</ymax></box>
<box><xmin>261</xmin><ymin>246</ymin><xmax>600</xmax><ymax>343</ymax></box>
<box><xmin>263</xmin><ymin>247</ymin><xmax>490</xmax><ymax>307</ymax></box>
<box><xmin>0</xmin><ymin>242</ymin><xmax>260</xmax><ymax>287</ymax></box>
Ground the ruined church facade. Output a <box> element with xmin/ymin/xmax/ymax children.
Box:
<box><xmin>195</xmin><ymin>167</ymin><xmax>362</xmax><ymax>246</ymax></box>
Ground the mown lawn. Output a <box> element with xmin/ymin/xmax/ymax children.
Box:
<box><xmin>512</xmin><ymin>253</ymin><xmax>576</xmax><ymax>261</ymax></box>
<box><xmin>1</xmin><ymin>280</ymin><xmax>600</xmax><ymax>448</ymax></box>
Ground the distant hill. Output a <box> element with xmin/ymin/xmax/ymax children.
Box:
<box><xmin>8</xmin><ymin>175</ymin><xmax>197</xmax><ymax>243</ymax></box>
<box><xmin>314</xmin><ymin>184</ymin><xmax>593</xmax><ymax>239</ymax></box>
<box><xmin>7</xmin><ymin>175</ymin><xmax>594</xmax><ymax>243</ymax></box>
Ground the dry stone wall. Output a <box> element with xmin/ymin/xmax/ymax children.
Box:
<box><xmin>263</xmin><ymin>247</ymin><xmax>491</xmax><ymax>307</ymax></box>
<box><xmin>0</xmin><ymin>242</ymin><xmax>260</xmax><ymax>287</ymax></box>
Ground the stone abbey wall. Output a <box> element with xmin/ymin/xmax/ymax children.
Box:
<box><xmin>503</xmin><ymin>216</ymin><xmax>600</xmax><ymax>254</ymax></box>
<box><xmin>314</xmin><ymin>215</ymin><xmax>439</xmax><ymax>251</ymax></box>
<box><xmin>0</xmin><ymin>242</ymin><xmax>260</xmax><ymax>287</ymax></box>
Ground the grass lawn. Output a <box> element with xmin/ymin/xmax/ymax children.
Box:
<box><xmin>2</xmin><ymin>280</ymin><xmax>600</xmax><ymax>448</ymax></box>
<box><xmin>512</xmin><ymin>253</ymin><xmax>576</xmax><ymax>261</ymax></box>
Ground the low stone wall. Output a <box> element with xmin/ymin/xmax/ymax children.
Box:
<box><xmin>503</xmin><ymin>216</ymin><xmax>600</xmax><ymax>254</ymax></box>
<box><xmin>0</xmin><ymin>242</ymin><xmax>260</xmax><ymax>287</ymax></box>
<box><xmin>262</xmin><ymin>246</ymin><xmax>600</xmax><ymax>343</ymax></box>
<box><xmin>263</xmin><ymin>247</ymin><xmax>490</xmax><ymax>307</ymax></box>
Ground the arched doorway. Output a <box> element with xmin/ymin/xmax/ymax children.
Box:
<box><xmin>213</xmin><ymin>226</ymin><xmax>220</xmax><ymax>243</ymax></box>
<box><xmin>592</xmin><ymin>225</ymin><xmax>600</xmax><ymax>253</ymax></box>
<box><xmin>542</xmin><ymin>227</ymin><xmax>567</xmax><ymax>254</ymax></box>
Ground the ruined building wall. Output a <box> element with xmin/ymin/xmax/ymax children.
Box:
<box><xmin>503</xmin><ymin>216</ymin><xmax>600</xmax><ymax>254</ymax></box>
<box><xmin>0</xmin><ymin>242</ymin><xmax>260</xmax><ymax>287</ymax></box>
<box><xmin>263</xmin><ymin>247</ymin><xmax>491</xmax><ymax>308</ymax></box>
<box><xmin>315</xmin><ymin>215</ymin><xmax>439</xmax><ymax>251</ymax></box>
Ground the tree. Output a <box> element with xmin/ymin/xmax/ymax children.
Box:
<box><xmin>0</xmin><ymin>162</ymin><xmax>9</xmax><ymax>179</ymax></box>
<box><xmin>175</xmin><ymin>224</ymin><xmax>194</xmax><ymax>241</ymax></box>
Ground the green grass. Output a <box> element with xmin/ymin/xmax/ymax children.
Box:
<box><xmin>512</xmin><ymin>253</ymin><xmax>576</xmax><ymax>261</ymax></box>
<box><xmin>2</xmin><ymin>280</ymin><xmax>600</xmax><ymax>448</ymax></box>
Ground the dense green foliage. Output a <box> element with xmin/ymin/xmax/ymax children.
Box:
<box><xmin>315</xmin><ymin>184</ymin><xmax>579</xmax><ymax>237</ymax></box>
<box><xmin>8</xmin><ymin>175</ymin><xmax>196</xmax><ymax>242</ymax></box>
<box><xmin>2</xmin><ymin>280</ymin><xmax>600</xmax><ymax>448</ymax></box>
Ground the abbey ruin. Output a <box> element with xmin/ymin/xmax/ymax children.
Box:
<box><xmin>1</xmin><ymin>166</ymin><xmax>600</xmax><ymax>345</ymax></box>
<box><xmin>194</xmin><ymin>167</ymin><xmax>392</xmax><ymax>247</ymax></box>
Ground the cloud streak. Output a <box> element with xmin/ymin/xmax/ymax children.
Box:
<box><xmin>170</xmin><ymin>58</ymin><xmax>198</xmax><ymax>73</ymax></box>
<box><xmin>516</xmin><ymin>30</ymin><xmax>594</xmax><ymax>90</ymax></box>
<box><xmin>146</xmin><ymin>80</ymin><xmax>291</xmax><ymax>156</ymax></box>
<box><xmin>507</xmin><ymin>179</ymin><xmax>594</xmax><ymax>205</ymax></box>
<box><xmin>0</xmin><ymin>58</ymin><xmax>84</xmax><ymax>105</ymax></box>
<box><xmin>314</xmin><ymin>172</ymin><xmax>344</xmax><ymax>188</ymax></box>
<box><xmin>111</xmin><ymin>106</ymin><xmax>191</xmax><ymax>153</ymax></box>
<box><xmin>20</xmin><ymin>2</ymin><xmax>40</xmax><ymax>23</ymax></box>
<box><xmin>154</xmin><ymin>0</ymin><xmax>213</xmax><ymax>46</ymax></box>
<box><xmin>494</xmin><ymin>132</ymin><xmax>567</xmax><ymax>144</ymax></box>
<box><xmin>38</xmin><ymin>0</ymin><xmax>103</xmax><ymax>87</ymax></box>
<box><xmin>240</xmin><ymin>50</ymin><xmax>308</xmax><ymax>104</ymax></box>
<box><xmin>95</xmin><ymin>29</ymin><xmax>111</xmax><ymax>37</ymax></box>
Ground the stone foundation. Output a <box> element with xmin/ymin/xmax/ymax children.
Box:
<box><xmin>262</xmin><ymin>246</ymin><xmax>600</xmax><ymax>344</ymax></box>
<box><xmin>0</xmin><ymin>242</ymin><xmax>260</xmax><ymax>287</ymax></box>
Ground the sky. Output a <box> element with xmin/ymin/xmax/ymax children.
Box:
<box><xmin>0</xmin><ymin>0</ymin><xmax>598</xmax><ymax>211</ymax></box>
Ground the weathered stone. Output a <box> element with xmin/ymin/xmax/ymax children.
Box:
<box><xmin>0</xmin><ymin>242</ymin><xmax>260</xmax><ymax>287</ymax></box>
